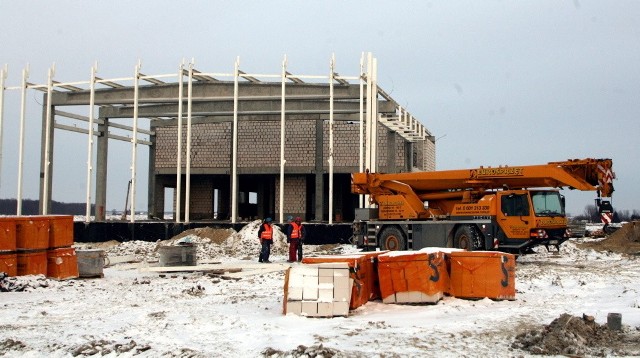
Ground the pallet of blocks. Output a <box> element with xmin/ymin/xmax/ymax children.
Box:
<box><xmin>301</xmin><ymin>254</ymin><xmax>375</xmax><ymax>309</ymax></box>
<box><xmin>283</xmin><ymin>263</ymin><xmax>353</xmax><ymax>317</ymax></box>
<box><xmin>377</xmin><ymin>249</ymin><xmax>450</xmax><ymax>304</ymax></box>
<box><xmin>447</xmin><ymin>251</ymin><xmax>516</xmax><ymax>300</ymax></box>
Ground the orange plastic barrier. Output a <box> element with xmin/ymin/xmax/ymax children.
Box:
<box><xmin>0</xmin><ymin>252</ymin><xmax>17</xmax><ymax>276</ymax></box>
<box><xmin>17</xmin><ymin>250</ymin><xmax>47</xmax><ymax>276</ymax></box>
<box><xmin>47</xmin><ymin>247</ymin><xmax>79</xmax><ymax>280</ymax></box>
<box><xmin>301</xmin><ymin>255</ymin><xmax>371</xmax><ymax>309</ymax></box>
<box><xmin>16</xmin><ymin>217</ymin><xmax>50</xmax><ymax>250</ymax></box>
<box><xmin>378</xmin><ymin>250</ymin><xmax>448</xmax><ymax>304</ymax></box>
<box><xmin>48</xmin><ymin>216</ymin><xmax>74</xmax><ymax>249</ymax></box>
<box><xmin>0</xmin><ymin>218</ymin><xmax>17</xmax><ymax>252</ymax></box>
<box><xmin>447</xmin><ymin>251</ymin><xmax>516</xmax><ymax>300</ymax></box>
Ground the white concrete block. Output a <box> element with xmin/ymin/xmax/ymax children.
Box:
<box><xmin>382</xmin><ymin>294</ymin><xmax>397</xmax><ymax>304</ymax></box>
<box><xmin>318</xmin><ymin>268</ymin><xmax>334</xmax><ymax>277</ymax></box>
<box><xmin>288</xmin><ymin>287</ymin><xmax>303</xmax><ymax>301</ymax></box>
<box><xmin>301</xmin><ymin>301</ymin><xmax>318</xmax><ymax>317</ymax></box>
<box><xmin>303</xmin><ymin>286</ymin><xmax>318</xmax><ymax>300</ymax></box>
<box><xmin>318</xmin><ymin>287</ymin><xmax>334</xmax><ymax>302</ymax></box>
<box><xmin>286</xmin><ymin>301</ymin><xmax>302</xmax><ymax>315</ymax></box>
<box><xmin>333</xmin><ymin>275</ymin><xmax>350</xmax><ymax>289</ymax></box>
<box><xmin>332</xmin><ymin>301</ymin><xmax>350</xmax><ymax>316</ymax></box>
<box><xmin>317</xmin><ymin>302</ymin><xmax>333</xmax><ymax>317</ymax></box>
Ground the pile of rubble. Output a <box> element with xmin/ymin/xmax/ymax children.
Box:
<box><xmin>512</xmin><ymin>313</ymin><xmax>639</xmax><ymax>356</ymax></box>
<box><xmin>577</xmin><ymin>221</ymin><xmax>640</xmax><ymax>255</ymax></box>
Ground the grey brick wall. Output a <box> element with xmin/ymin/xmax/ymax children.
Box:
<box><xmin>274</xmin><ymin>175</ymin><xmax>306</xmax><ymax>217</ymax></box>
<box><xmin>155</xmin><ymin>120</ymin><xmax>432</xmax><ymax>172</ymax></box>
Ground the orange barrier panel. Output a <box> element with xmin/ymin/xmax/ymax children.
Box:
<box><xmin>378</xmin><ymin>250</ymin><xmax>448</xmax><ymax>304</ymax></box>
<box><xmin>447</xmin><ymin>251</ymin><xmax>516</xmax><ymax>300</ymax></box>
<box><xmin>0</xmin><ymin>218</ymin><xmax>17</xmax><ymax>252</ymax></box>
<box><xmin>17</xmin><ymin>250</ymin><xmax>47</xmax><ymax>276</ymax></box>
<box><xmin>0</xmin><ymin>252</ymin><xmax>18</xmax><ymax>276</ymax></box>
<box><xmin>48</xmin><ymin>216</ymin><xmax>74</xmax><ymax>249</ymax></box>
<box><xmin>301</xmin><ymin>255</ymin><xmax>370</xmax><ymax>309</ymax></box>
<box><xmin>16</xmin><ymin>217</ymin><xmax>50</xmax><ymax>250</ymax></box>
<box><xmin>47</xmin><ymin>247</ymin><xmax>79</xmax><ymax>280</ymax></box>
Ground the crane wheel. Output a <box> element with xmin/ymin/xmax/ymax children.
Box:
<box><xmin>379</xmin><ymin>227</ymin><xmax>406</xmax><ymax>251</ymax></box>
<box><xmin>454</xmin><ymin>226</ymin><xmax>482</xmax><ymax>251</ymax></box>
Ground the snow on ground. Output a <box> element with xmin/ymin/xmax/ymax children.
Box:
<box><xmin>1</xmin><ymin>221</ymin><xmax>639</xmax><ymax>357</ymax></box>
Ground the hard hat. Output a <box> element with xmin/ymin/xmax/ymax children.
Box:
<box><xmin>295</xmin><ymin>217</ymin><xmax>302</xmax><ymax>222</ymax></box>
<box><xmin>265</xmin><ymin>217</ymin><xmax>272</xmax><ymax>222</ymax></box>
<box><xmin>287</xmin><ymin>215</ymin><xmax>293</xmax><ymax>222</ymax></box>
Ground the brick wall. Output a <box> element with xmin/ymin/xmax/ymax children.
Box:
<box><xmin>274</xmin><ymin>175</ymin><xmax>306</xmax><ymax>217</ymax></box>
<box><xmin>155</xmin><ymin>120</ymin><xmax>432</xmax><ymax>172</ymax></box>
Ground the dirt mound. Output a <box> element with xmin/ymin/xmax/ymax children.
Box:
<box><xmin>169</xmin><ymin>227</ymin><xmax>236</xmax><ymax>245</ymax></box>
<box><xmin>512</xmin><ymin>313</ymin><xmax>639</xmax><ymax>356</ymax></box>
<box><xmin>576</xmin><ymin>221</ymin><xmax>640</xmax><ymax>256</ymax></box>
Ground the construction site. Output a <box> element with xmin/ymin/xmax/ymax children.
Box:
<box><xmin>0</xmin><ymin>50</ymin><xmax>635</xmax><ymax>358</ymax></box>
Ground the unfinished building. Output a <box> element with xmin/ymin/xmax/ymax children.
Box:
<box><xmin>1</xmin><ymin>54</ymin><xmax>435</xmax><ymax>223</ymax></box>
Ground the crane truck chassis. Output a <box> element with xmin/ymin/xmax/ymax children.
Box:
<box><xmin>351</xmin><ymin>158</ymin><xmax>614</xmax><ymax>255</ymax></box>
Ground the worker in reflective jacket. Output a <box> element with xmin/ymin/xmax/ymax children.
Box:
<box><xmin>286</xmin><ymin>217</ymin><xmax>305</xmax><ymax>262</ymax></box>
<box><xmin>258</xmin><ymin>217</ymin><xmax>274</xmax><ymax>263</ymax></box>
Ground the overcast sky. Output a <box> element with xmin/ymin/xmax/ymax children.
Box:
<box><xmin>0</xmin><ymin>1</ymin><xmax>638</xmax><ymax>216</ymax></box>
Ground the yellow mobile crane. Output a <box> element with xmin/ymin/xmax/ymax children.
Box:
<box><xmin>351</xmin><ymin>158</ymin><xmax>614</xmax><ymax>254</ymax></box>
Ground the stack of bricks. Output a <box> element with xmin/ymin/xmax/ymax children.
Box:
<box><xmin>377</xmin><ymin>249</ymin><xmax>450</xmax><ymax>304</ymax></box>
<box><xmin>0</xmin><ymin>216</ymin><xmax>78</xmax><ymax>280</ymax></box>
<box><xmin>283</xmin><ymin>263</ymin><xmax>352</xmax><ymax>317</ymax></box>
<box><xmin>377</xmin><ymin>249</ymin><xmax>516</xmax><ymax>303</ymax></box>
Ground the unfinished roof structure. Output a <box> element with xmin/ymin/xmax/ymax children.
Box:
<box><xmin>0</xmin><ymin>53</ymin><xmax>435</xmax><ymax>223</ymax></box>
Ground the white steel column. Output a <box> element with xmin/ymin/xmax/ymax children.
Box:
<box><xmin>185</xmin><ymin>62</ymin><xmax>194</xmax><ymax>223</ymax></box>
<box><xmin>231</xmin><ymin>57</ymin><xmax>239</xmax><ymax>223</ymax></box>
<box><xmin>129</xmin><ymin>61</ymin><xmax>141</xmax><ymax>223</ymax></box>
<box><xmin>42</xmin><ymin>65</ymin><xmax>55</xmax><ymax>215</ymax></box>
<box><xmin>17</xmin><ymin>65</ymin><xmax>29</xmax><ymax>215</ymax></box>
<box><xmin>358</xmin><ymin>54</ymin><xmax>364</xmax><ymax>208</ymax></box>
<box><xmin>328</xmin><ymin>55</ymin><xmax>335</xmax><ymax>224</ymax></box>
<box><xmin>176</xmin><ymin>62</ymin><xmax>185</xmax><ymax>223</ymax></box>
<box><xmin>84</xmin><ymin>63</ymin><xmax>97</xmax><ymax>222</ymax></box>
<box><xmin>278</xmin><ymin>56</ymin><xmax>287</xmax><ymax>223</ymax></box>
<box><xmin>365</xmin><ymin>53</ymin><xmax>372</xmax><ymax>172</ymax></box>
<box><xmin>0</xmin><ymin>65</ymin><xmax>7</xmax><ymax>194</ymax></box>
<box><xmin>371</xmin><ymin>57</ymin><xmax>378</xmax><ymax>174</ymax></box>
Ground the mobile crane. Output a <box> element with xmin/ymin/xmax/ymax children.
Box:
<box><xmin>351</xmin><ymin>158</ymin><xmax>614</xmax><ymax>254</ymax></box>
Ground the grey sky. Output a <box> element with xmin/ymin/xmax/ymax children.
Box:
<box><xmin>0</xmin><ymin>1</ymin><xmax>638</xmax><ymax>216</ymax></box>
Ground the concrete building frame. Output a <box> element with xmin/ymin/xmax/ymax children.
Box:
<box><xmin>0</xmin><ymin>54</ymin><xmax>435</xmax><ymax>224</ymax></box>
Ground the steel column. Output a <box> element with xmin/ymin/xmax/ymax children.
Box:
<box><xmin>176</xmin><ymin>62</ymin><xmax>184</xmax><ymax>223</ymax></box>
<box><xmin>185</xmin><ymin>62</ymin><xmax>194</xmax><ymax>223</ymax></box>
<box><xmin>129</xmin><ymin>61</ymin><xmax>141</xmax><ymax>223</ymax></box>
<box><xmin>231</xmin><ymin>58</ymin><xmax>239</xmax><ymax>223</ymax></box>
<box><xmin>85</xmin><ymin>64</ymin><xmax>97</xmax><ymax>221</ymax></box>
<box><xmin>17</xmin><ymin>66</ymin><xmax>28</xmax><ymax>215</ymax></box>
<box><xmin>278</xmin><ymin>56</ymin><xmax>287</xmax><ymax>223</ymax></box>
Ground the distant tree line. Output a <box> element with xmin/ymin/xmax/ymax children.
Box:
<box><xmin>572</xmin><ymin>204</ymin><xmax>640</xmax><ymax>222</ymax></box>
<box><xmin>0</xmin><ymin>199</ymin><xmax>92</xmax><ymax>216</ymax></box>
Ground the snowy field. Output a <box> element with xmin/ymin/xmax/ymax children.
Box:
<box><xmin>1</xmin><ymin>220</ymin><xmax>639</xmax><ymax>357</ymax></box>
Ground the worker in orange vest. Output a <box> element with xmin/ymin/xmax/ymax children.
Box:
<box><xmin>286</xmin><ymin>216</ymin><xmax>305</xmax><ymax>262</ymax></box>
<box><xmin>258</xmin><ymin>217</ymin><xmax>274</xmax><ymax>263</ymax></box>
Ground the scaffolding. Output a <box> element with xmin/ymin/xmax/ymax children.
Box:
<box><xmin>0</xmin><ymin>53</ymin><xmax>432</xmax><ymax>224</ymax></box>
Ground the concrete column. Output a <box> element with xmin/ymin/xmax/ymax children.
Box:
<box><xmin>405</xmin><ymin>141</ymin><xmax>413</xmax><ymax>172</ymax></box>
<box><xmin>314</xmin><ymin>117</ymin><xmax>324</xmax><ymax>221</ymax></box>
<box><xmin>38</xmin><ymin>102</ymin><xmax>54</xmax><ymax>214</ymax></box>
<box><xmin>147</xmin><ymin>122</ymin><xmax>157</xmax><ymax>218</ymax></box>
<box><xmin>95</xmin><ymin>117</ymin><xmax>109</xmax><ymax>221</ymax></box>
<box><xmin>387</xmin><ymin>130</ymin><xmax>396</xmax><ymax>173</ymax></box>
